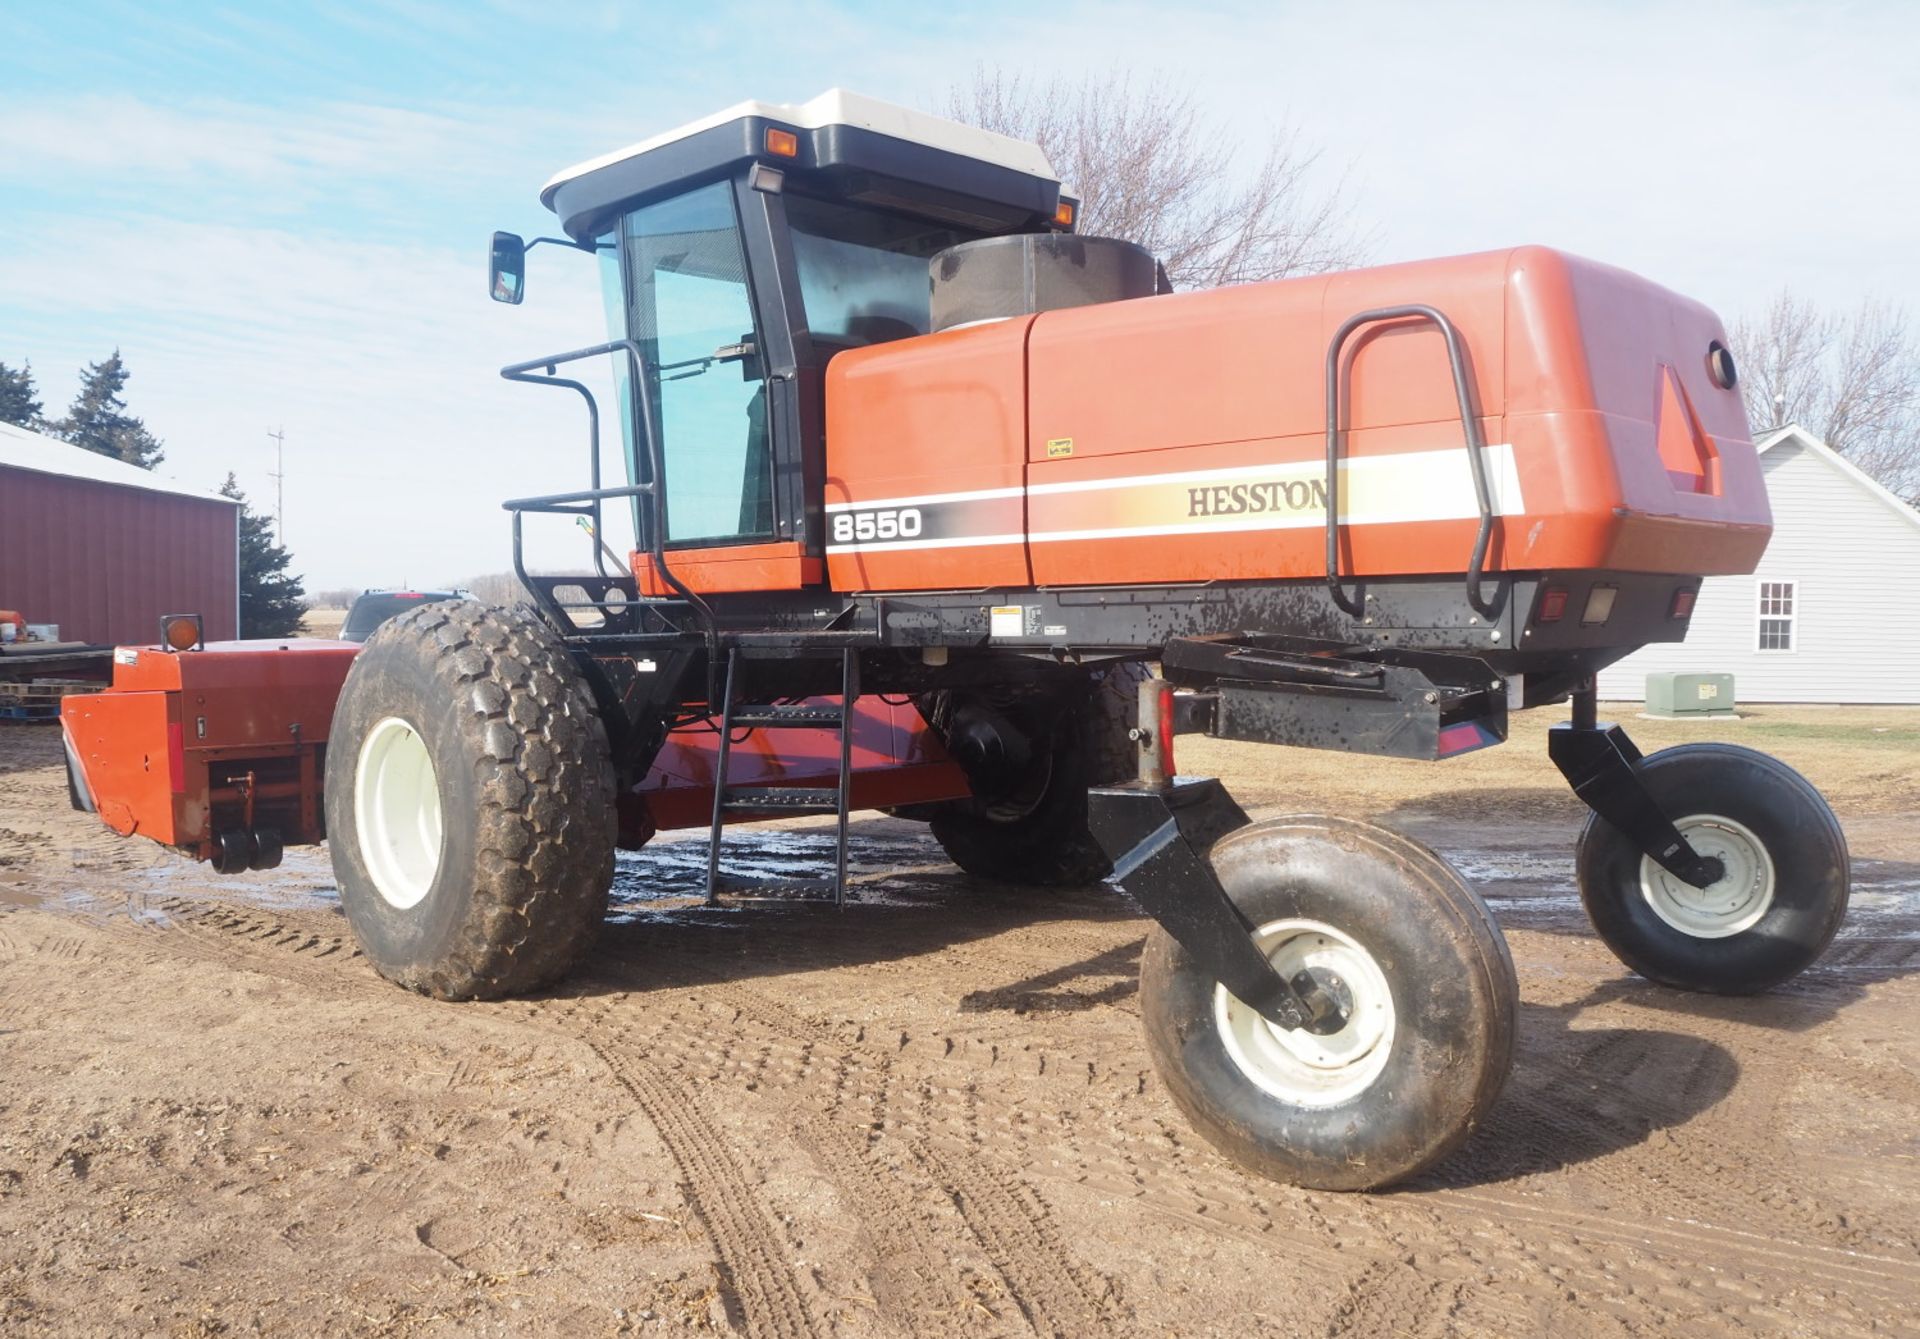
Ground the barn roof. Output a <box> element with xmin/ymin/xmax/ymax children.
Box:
<box><xmin>1756</xmin><ymin>423</ymin><xmax>1920</xmax><ymax>535</ymax></box>
<box><xmin>0</xmin><ymin>420</ymin><xmax>235</xmax><ymax>506</ymax></box>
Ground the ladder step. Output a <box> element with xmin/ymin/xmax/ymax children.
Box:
<box><xmin>708</xmin><ymin>874</ymin><xmax>843</xmax><ymax>903</ymax></box>
<box><xmin>728</xmin><ymin>704</ymin><xmax>847</xmax><ymax>729</ymax></box>
<box><xmin>720</xmin><ymin>786</ymin><xmax>840</xmax><ymax>814</ymax></box>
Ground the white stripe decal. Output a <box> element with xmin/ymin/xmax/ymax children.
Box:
<box><xmin>830</xmin><ymin>445</ymin><xmax>1518</xmax><ymax>513</ymax></box>
<box><xmin>824</xmin><ymin>484</ymin><xmax>1025</xmax><ymax>513</ymax></box>
<box><xmin>826</xmin><ymin>531</ymin><xmax>1026</xmax><ymax>555</ymax></box>
<box><xmin>824</xmin><ymin>444</ymin><xmax>1524</xmax><ymax>551</ymax></box>
<box><xmin>1024</xmin><ymin>445</ymin><xmax>1516</xmax><ymax>497</ymax></box>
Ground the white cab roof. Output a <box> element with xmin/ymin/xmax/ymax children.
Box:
<box><xmin>541</xmin><ymin>88</ymin><xmax>1058</xmax><ymax>206</ymax></box>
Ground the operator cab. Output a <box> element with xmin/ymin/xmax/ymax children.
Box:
<box><xmin>499</xmin><ymin>90</ymin><xmax>1075</xmax><ymax>581</ymax></box>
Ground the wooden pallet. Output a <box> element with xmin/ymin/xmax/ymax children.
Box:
<box><xmin>0</xmin><ymin>679</ymin><xmax>101</xmax><ymax>716</ymax></box>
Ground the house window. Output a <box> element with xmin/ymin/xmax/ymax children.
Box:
<box><xmin>1757</xmin><ymin>580</ymin><xmax>1796</xmax><ymax>651</ymax></box>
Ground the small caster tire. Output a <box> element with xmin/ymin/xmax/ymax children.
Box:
<box><xmin>1575</xmin><ymin>742</ymin><xmax>1848</xmax><ymax>993</ymax></box>
<box><xmin>212</xmin><ymin>829</ymin><xmax>252</xmax><ymax>874</ymax></box>
<box><xmin>248</xmin><ymin>827</ymin><xmax>284</xmax><ymax>871</ymax></box>
<box><xmin>1140</xmin><ymin>815</ymin><xmax>1517</xmax><ymax>1191</ymax></box>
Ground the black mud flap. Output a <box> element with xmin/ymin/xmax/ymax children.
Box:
<box><xmin>1088</xmin><ymin>780</ymin><xmax>1338</xmax><ymax>1031</ymax></box>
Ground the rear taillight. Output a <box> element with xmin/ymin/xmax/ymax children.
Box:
<box><xmin>1670</xmin><ymin>587</ymin><xmax>1698</xmax><ymax>620</ymax></box>
<box><xmin>1537</xmin><ymin>587</ymin><xmax>1569</xmax><ymax>622</ymax></box>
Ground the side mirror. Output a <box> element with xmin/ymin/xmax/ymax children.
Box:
<box><xmin>489</xmin><ymin>231</ymin><xmax>526</xmax><ymax>305</ymax></box>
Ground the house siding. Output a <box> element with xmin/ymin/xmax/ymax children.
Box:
<box><xmin>1597</xmin><ymin>438</ymin><xmax>1920</xmax><ymax>703</ymax></box>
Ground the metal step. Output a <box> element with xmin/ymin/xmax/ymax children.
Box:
<box><xmin>727</xmin><ymin>704</ymin><xmax>847</xmax><ymax>729</ymax></box>
<box><xmin>719</xmin><ymin>786</ymin><xmax>840</xmax><ymax>814</ymax></box>
<box><xmin>708</xmin><ymin>874</ymin><xmax>844</xmax><ymax>903</ymax></box>
<box><xmin>706</xmin><ymin>645</ymin><xmax>861</xmax><ymax>908</ymax></box>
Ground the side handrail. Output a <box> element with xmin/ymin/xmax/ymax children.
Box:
<box><xmin>1323</xmin><ymin>305</ymin><xmax>1499</xmax><ymax>620</ymax></box>
<box><xmin>500</xmin><ymin>340</ymin><xmax>720</xmax><ymax>689</ymax></box>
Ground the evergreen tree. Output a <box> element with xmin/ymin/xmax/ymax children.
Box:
<box><xmin>0</xmin><ymin>360</ymin><xmax>42</xmax><ymax>428</ymax></box>
<box><xmin>220</xmin><ymin>474</ymin><xmax>308</xmax><ymax>638</ymax></box>
<box><xmin>54</xmin><ymin>350</ymin><xmax>165</xmax><ymax>468</ymax></box>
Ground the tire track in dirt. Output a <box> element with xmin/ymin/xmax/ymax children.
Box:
<box><xmin>1551</xmin><ymin>1009</ymin><xmax>1919</xmax><ymax>1254</ymax></box>
<box><xmin>71</xmin><ymin>885</ymin><xmax>1920</xmax><ymax>1324</ymax></box>
<box><xmin>1323</xmin><ymin>1254</ymin><xmax>1462</xmax><ymax>1339</ymax></box>
<box><xmin>1427</xmin><ymin>1185</ymin><xmax>1920</xmax><ymax>1305</ymax></box>
<box><xmin>529</xmin><ymin>994</ymin><xmax>819</xmax><ymax>1339</ymax></box>
<box><xmin>128</xmin><ymin>897</ymin><xmax>367</xmax><ymax>992</ymax></box>
<box><xmin>675</xmin><ymin>989</ymin><xmax>1119</xmax><ymax>1336</ymax></box>
<box><xmin>785</xmin><ymin>1115</ymin><xmax>981</xmax><ymax>1339</ymax></box>
<box><xmin>694</xmin><ymin>968</ymin><xmax>1348</xmax><ymax>1290</ymax></box>
<box><xmin>610</xmin><ymin>975</ymin><xmax>1123</xmax><ymax>1336</ymax></box>
<box><xmin>915</xmin><ymin>1143</ymin><xmax>1114</xmax><ymax>1338</ymax></box>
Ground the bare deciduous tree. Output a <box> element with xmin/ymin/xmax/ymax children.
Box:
<box><xmin>460</xmin><ymin>571</ymin><xmax>531</xmax><ymax>607</ymax></box>
<box><xmin>947</xmin><ymin>69</ymin><xmax>1364</xmax><ymax>289</ymax></box>
<box><xmin>1732</xmin><ymin>292</ymin><xmax>1920</xmax><ymax>500</ymax></box>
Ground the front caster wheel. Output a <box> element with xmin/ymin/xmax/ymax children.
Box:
<box><xmin>1575</xmin><ymin>743</ymin><xmax>1848</xmax><ymax>994</ymax></box>
<box><xmin>1140</xmin><ymin>816</ymin><xmax>1517</xmax><ymax>1191</ymax></box>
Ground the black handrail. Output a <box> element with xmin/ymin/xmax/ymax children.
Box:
<box><xmin>1323</xmin><ymin>305</ymin><xmax>1499</xmax><ymax>620</ymax></box>
<box><xmin>499</xmin><ymin>340</ymin><xmax>720</xmax><ymax>690</ymax></box>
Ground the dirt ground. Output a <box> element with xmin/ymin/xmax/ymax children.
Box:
<box><xmin>2</xmin><ymin>707</ymin><xmax>1917</xmax><ymax>1337</ymax></box>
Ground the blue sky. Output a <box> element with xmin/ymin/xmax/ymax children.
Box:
<box><xmin>4</xmin><ymin>1</ymin><xmax>1915</xmax><ymax>588</ymax></box>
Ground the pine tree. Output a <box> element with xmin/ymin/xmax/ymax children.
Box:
<box><xmin>54</xmin><ymin>350</ymin><xmax>166</xmax><ymax>468</ymax></box>
<box><xmin>220</xmin><ymin>474</ymin><xmax>308</xmax><ymax>638</ymax></box>
<box><xmin>0</xmin><ymin>360</ymin><xmax>42</xmax><ymax>428</ymax></box>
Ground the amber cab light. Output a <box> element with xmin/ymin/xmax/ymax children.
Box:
<box><xmin>1053</xmin><ymin>200</ymin><xmax>1076</xmax><ymax>228</ymax></box>
<box><xmin>1670</xmin><ymin>587</ymin><xmax>1698</xmax><ymax>620</ymax></box>
<box><xmin>162</xmin><ymin>613</ymin><xmax>203</xmax><ymax>652</ymax></box>
<box><xmin>1536</xmin><ymin>587</ymin><xmax>1569</xmax><ymax>622</ymax></box>
<box><xmin>764</xmin><ymin>127</ymin><xmax>799</xmax><ymax>158</ymax></box>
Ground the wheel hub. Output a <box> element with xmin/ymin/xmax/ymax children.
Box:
<box><xmin>354</xmin><ymin>716</ymin><xmax>443</xmax><ymax>911</ymax></box>
<box><xmin>1639</xmin><ymin>813</ymin><xmax>1774</xmax><ymax>939</ymax></box>
<box><xmin>1215</xmin><ymin>918</ymin><xmax>1395</xmax><ymax>1107</ymax></box>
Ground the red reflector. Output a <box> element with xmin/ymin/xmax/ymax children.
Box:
<box><xmin>1537</xmin><ymin>587</ymin><xmax>1569</xmax><ymax>622</ymax></box>
<box><xmin>1670</xmin><ymin>588</ymin><xmax>1698</xmax><ymax>619</ymax></box>
<box><xmin>1437</xmin><ymin>721</ymin><xmax>1494</xmax><ymax>757</ymax></box>
<box><xmin>166</xmin><ymin>719</ymin><xmax>187</xmax><ymax>794</ymax></box>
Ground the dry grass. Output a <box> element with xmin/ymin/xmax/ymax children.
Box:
<box><xmin>1183</xmin><ymin>703</ymin><xmax>1920</xmax><ymax>820</ymax></box>
<box><xmin>297</xmin><ymin>607</ymin><xmax>348</xmax><ymax>639</ymax></box>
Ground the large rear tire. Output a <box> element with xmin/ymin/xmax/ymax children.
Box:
<box><xmin>1140</xmin><ymin>816</ymin><xmax>1517</xmax><ymax>1191</ymax></box>
<box><xmin>325</xmin><ymin>600</ymin><xmax>615</xmax><ymax>1000</ymax></box>
<box><xmin>1575</xmin><ymin>742</ymin><xmax>1848</xmax><ymax>993</ymax></box>
<box><xmin>928</xmin><ymin>661</ymin><xmax>1149</xmax><ymax>886</ymax></box>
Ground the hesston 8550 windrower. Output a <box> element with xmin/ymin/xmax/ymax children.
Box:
<box><xmin>63</xmin><ymin>91</ymin><xmax>1850</xmax><ymax>1190</ymax></box>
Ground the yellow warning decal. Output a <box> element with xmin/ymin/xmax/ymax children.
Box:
<box><xmin>1045</xmin><ymin>437</ymin><xmax>1074</xmax><ymax>458</ymax></box>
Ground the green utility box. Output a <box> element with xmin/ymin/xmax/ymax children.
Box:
<box><xmin>1645</xmin><ymin>672</ymin><xmax>1736</xmax><ymax>718</ymax></box>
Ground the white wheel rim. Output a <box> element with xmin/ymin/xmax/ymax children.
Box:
<box><xmin>1214</xmin><ymin>918</ymin><xmax>1396</xmax><ymax>1108</ymax></box>
<box><xmin>354</xmin><ymin>716</ymin><xmax>443</xmax><ymax>910</ymax></box>
<box><xmin>1639</xmin><ymin>813</ymin><xmax>1775</xmax><ymax>939</ymax></box>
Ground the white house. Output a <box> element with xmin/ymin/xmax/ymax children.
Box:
<box><xmin>1597</xmin><ymin>424</ymin><xmax>1920</xmax><ymax>704</ymax></box>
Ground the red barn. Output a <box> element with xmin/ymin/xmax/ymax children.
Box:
<box><xmin>0</xmin><ymin>421</ymin><xmax>239</xmax><ymax>646</ymax></box>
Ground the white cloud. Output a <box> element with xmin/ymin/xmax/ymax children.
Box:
<box><xmin>8</xmin><ymin>213</ymin><xmax>627</xmax><ymax>587</ymax></box>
